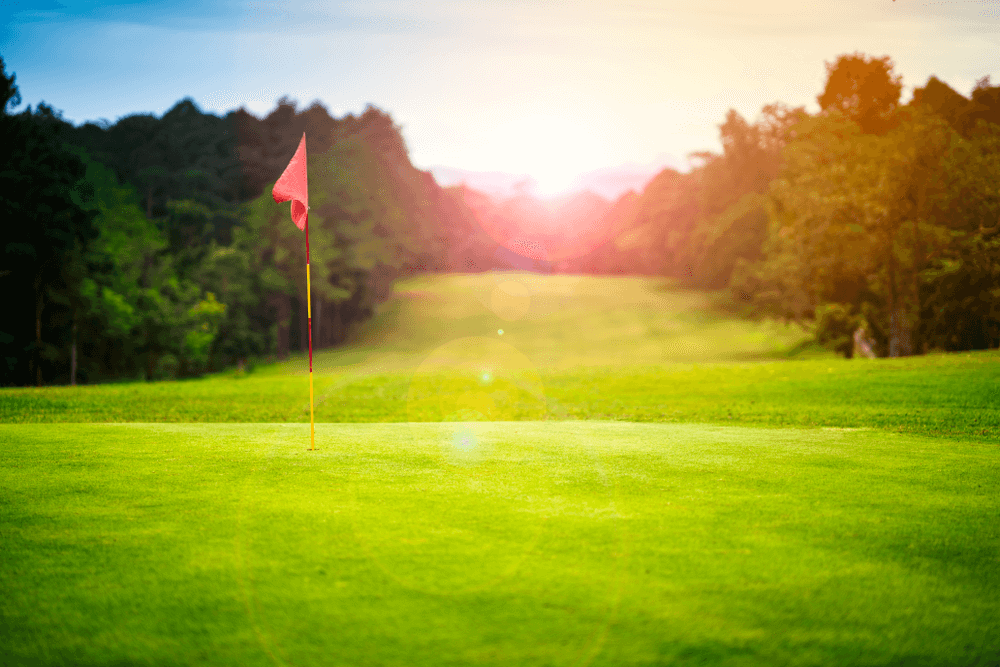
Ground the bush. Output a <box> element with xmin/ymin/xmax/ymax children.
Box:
<box><xmin>814</xmin><ymin>303</ymin><xmax>861</xmax><ymax>358</ymax></box>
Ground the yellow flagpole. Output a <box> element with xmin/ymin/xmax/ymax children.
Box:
<box><xmin>307</xmin><ymin>260</ymin><xmax>315</xmax><ymax>451</ymax></box>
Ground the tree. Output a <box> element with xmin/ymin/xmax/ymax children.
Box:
<box><xmin>618</xmin><ymin>168</ymin><xmax>700</xmax><ymax>278</ymax></box>
<box><xmin>0</xmin><ymin>103</ymin><xmax>97</xmax><ymax>385</ymax></box>
<box><xmin>749</xmin><ymin>111</ymin><xmax>876</xmax><ymax>324</ymax></box>
<box><xmin>668</xmin><ymin>103</ymin><xmax>805</xmax><ymax>289</ymax></box>
<box><xmin>68</xmin><ymin>150</ymin><xmax>165</xmax><ymax>381</ymax></box>
<box><xmin>911</xmin><ymin>75</ymin><xmax>1000</xmax><ymax>139</ymax></box>
<box><xmin>747</xmin><ymin>99</ymin><xmax>997</xmax><ymax>357</ymax></box>
<box><xmin>1</xmin><ymin>56</ymin><xmax>21</xmax><ymax>113</ymax></box>
<box><xmin>817</xmin><ymin>53</ymin><xmax>903</xmax><ymax>135</ymax></box>
<box><xmin>919</xmin><ymin>119</ymin><xmax>1000</xmax><ymax>351</ymax></box>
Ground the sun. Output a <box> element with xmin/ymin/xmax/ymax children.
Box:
<box><xmin>530</xmin><ymin>167</ymin><xmax>578</xmax><ymax>198</ymax></box>
<box><xmin>492</xmin><ymin>112</ymin><xmax>596</xmax><ymax>199</ymax></box>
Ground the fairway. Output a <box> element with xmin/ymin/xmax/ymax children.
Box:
<box><xmin>2</xmin><ymin>273</ymin><xmax>999</xmax><ymax>666</ymax></box>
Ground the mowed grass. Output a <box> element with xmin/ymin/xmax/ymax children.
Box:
<box><xmin>2</xmin><ymin>272</ymin><xmax>999</xmax><ymax>665</ymax></box>
<box><xmin>2</xmin><ymin>422</ymin><xmax>998</xmax><ymax>666</ymax></box>
<box><xmin>2</xmin><ymin>273</ymin><xmax>998</xmax><ymax>442</ymax></box>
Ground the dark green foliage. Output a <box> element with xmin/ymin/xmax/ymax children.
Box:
<box><xmin>921</xmin><ymin>223</ymin><xmax>1000</xmax><ymax>351</ymax></box>
<box><xmin>1</xmin><ymin>51</ymin><xmax>465</xmax><ymax>384</ymax></box>
<box><xmin>4</xmin><ymin>48</ymin><xmax>1000</xmax><ymax>382</ymax></box>
<box><xmin>68</xmin><ymin>150</ymin><xmax>164</xmax><ymax>381</ymax></box>
<box><xmin>64</xmin><ymin>89</ymin><xmax>468</xmax><ymax>369</ymax></box>
<box><xmin>0</xmin><ymin>99</ymin><xmax>98</xmax><ymax>386</ymax></box>
<box><xmin>733</xmin><ymin>56</ymin><xmax>1000</xmax><ymax>357</ymax></box>
<box><xmin>1</xmin><ymin>56</ymin><xmax>20</xmax><ymax>112</ymax></box>
<box><xmin>813</xmin><ymin>303</ymin><xmax>860</xmax><ymax>358</ymax></box>
<box><xmin>71</xmin><ymin>98</ymin><xmax>248</xmax><ymax>221</ymax></box>
<box><xmin>238</xmin><ymin>106</ymin><xmax>452</xmax><ymax>357</ymax></box>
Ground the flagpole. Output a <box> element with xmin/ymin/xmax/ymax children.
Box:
<box><xmin>305</xmin><ymin>215</ymin><xmax>315</xmax><ymax>451</ymax></box>
<box><xmin>271</xmin><ymin>132</ymin><xmax>312</xmax><ymax>450</ymax></box>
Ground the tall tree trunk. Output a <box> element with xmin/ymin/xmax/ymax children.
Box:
<box><xmin>890</xmin><ymin>306</ymin><xmax>913</xmax><ymax>357</ymax></box>
<box><xmin>888</xmin><ymin>215</ymin><xmax>913</xmax><ymax>357</ymax></box>
<box><xmin>300</xmin><ymin>295</ymin><xmax>309</xmax><ymax>353</ymax></box>
<box><xmin>70</xmin><ymin>310</ymin><xmax>77</xmax><ymax>386</ymax></box>
<box><xmin>34</xmin><ymin>286</ymin><xmax>44</xmax><ymax>387</ymax></box>
<box><xmin>887</xmin><ymin>230</ymin><xmax>913</xmax><ymax>358</ymax></box>
<box><xmin>913</xmin><ymin>181</ymin><xmax>926</xmax><ymax>354</ymax></box>
<box><xmin>315</xmin><ymin>297</ymin><xmax>322</xmax><ymax>349</ymax></box>
<box><xmin>887</xmin><ymin>225</ymin><xmax>900</xmax><ymax>358</ymax></box>
<box><xmin>331</xmin><ymin>306</ymin><xmax>344</xmax><ymax>345</ymax></box>
<box><xmin>275</xmin><ymin>293</ymin><xmax>290</xmax><ymax>359</ymax></box>
<box><xmin>146</xmin><ymin>352</ymin><xmax>157</xmax><ymax>381</ymax></box>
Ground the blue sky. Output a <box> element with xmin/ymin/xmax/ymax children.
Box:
<box><xmin>2</xmin><ymin>0</ymin><xmax>998</xmax><ymax>194</ymax></box>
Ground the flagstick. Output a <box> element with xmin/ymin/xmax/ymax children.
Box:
<box><xmin>305</xmin><ymin>216</ymin><xmax>315</xmax><ymax>451</ymax></box>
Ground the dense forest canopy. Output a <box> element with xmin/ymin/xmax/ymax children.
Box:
<box><xmin>0</xmin><ymin>56</ymin><xmax>492</xmax><ymax>386</ymax></box>
<box><xmin>1</xmin><ymin>51</ymin><xmax>997</xmax><ymax>385</ymax></box>
<box><xmin>555</xmin><ymin>53</ymin><xmax>999</xmax><ymax>357</ymax></box>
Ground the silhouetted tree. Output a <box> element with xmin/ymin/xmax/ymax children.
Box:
<box><xmin>911</xmin><ymin>75</ymin><xmax>1000</xmax><ymax>139</ymax></box>
<box><xmin>817</xmin><ymin>53</ymin><xmax>903</xmax><ymax>135</ymax></box>
<box><xmin>1</xmin><ymin>56</ymin><xmax>21</xmax><ymax>113</ymax></box>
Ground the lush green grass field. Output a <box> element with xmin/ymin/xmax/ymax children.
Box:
<box><xmin>3</xmin><ymin>422</ymin><xmax>998</xmax><ymax>666</ymax></box>
<box><xmin>4</xmin><ymin>353</ymin><xmax>996</xmax><ymax>441</ymax></box>
<box><xmin>2</xmin><ymin>273</ymin><xmax>999</xmax><ymax>666</ymax></box>
<box><xmin>3</xmin><ymin>274</ymin><xmax>998</xmax><ymax>441</ymax></box>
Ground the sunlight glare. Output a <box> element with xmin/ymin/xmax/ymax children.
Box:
<box><xmin>492</xmin><ymin>112</ymin><xmax>598</xmax><ymax>199</ymax></box>
<box><xmin>530</xmin><ymin>169</ymin><xmax>576</xmax><ymax>198</ymax></box>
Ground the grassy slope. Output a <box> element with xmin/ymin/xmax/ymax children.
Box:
<box><xmin>2</xmin><ymin>273</ymin><xmax>998</xmax><ymax>441</ymax></box>
<box><xmin>2</xmin><ymin>422</ymin><xmax>998</xmax><ymax>666</ymax></box>
<box><xmin>2</xmin><ymin>273</ymin><xmax>999</xmax><ymax>666</ymax></box>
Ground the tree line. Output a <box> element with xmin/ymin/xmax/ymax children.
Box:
<box><xmin>431</xmin><ymin>53</ymin><xmax>998</xmax><ymax>360</ymax></box>
<box><xmin>616</xmin><ymin>53</ymin><xmax>999</xmax><ymax>357</ymax></box>
<box><xmin>2</xmin><ymin>52</ymin><xmax>997</xmax><ymax>386</ymax></box>
<box><xmin>0</xmin><ymin>57</ymin><xmax>496</xmax><ymax>386</ymax></box>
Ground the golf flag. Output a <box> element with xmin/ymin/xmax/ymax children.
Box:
<box><xmin>272</xmin><ymin>133</ymin><xmax>315</xmax><ymax>451</ymax></box>
<box><xmin>272</xmin><ymin>133</ymin><xmax>309</xmax><ymax>230</ymax></box>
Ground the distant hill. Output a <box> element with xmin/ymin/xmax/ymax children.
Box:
<box><xmin>428</xmin><ymin>157</ymin><xmax>689</xmax><ymax>276</ymax></box>
<box><xmin>429</xmin><ymin>167</ymin><xmax>536</xmax><ymax>201</ymax></box>
<box><xmin>567</xmin><ymin>156</ymin><xmax>687</xmax><ymax>200</ymax></box>
<box><xmin>430</xmin><ymin>154</ymin><xmax>686</xmax><ymax>202</ymax></box>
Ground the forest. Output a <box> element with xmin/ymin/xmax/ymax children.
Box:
<box><xmin>2</xmin><ymin>52</ymin><xmax>998</xmax><ymax>386</ymax></box>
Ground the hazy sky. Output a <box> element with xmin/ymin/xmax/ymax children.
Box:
<box><xmin>2</xmin><ymin>0</ymin><xmax>998</xmax><ymax>194</ymax></box>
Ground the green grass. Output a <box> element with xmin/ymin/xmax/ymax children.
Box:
<box><xmin>3</xmin><ymin>354</ymin><xmax>997</xmax><ymax>441</ymax></box>
<box><xmin>3</xmin><ymin>273</ymin><xmax>998</xmax><ymax>441</ymax></box>
<box><xmin>350</xmin><ymin>273</ymin><xmax>815</xmax><ymax>367</ymax></box>
<box><xmin>2</xmin><ymin>422</ymin><xmax>998</xmax><ymax>666</ymax></box>
<box><xmin>2</xmin><ymin>272</ymin><xmax>999</xmax><ymax>665</ymax></box>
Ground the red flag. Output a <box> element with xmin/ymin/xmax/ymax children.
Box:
<box><xmin>272</xmin><ymin>133</ymin><xmax>309</xmax><ymax>230</ymax></box>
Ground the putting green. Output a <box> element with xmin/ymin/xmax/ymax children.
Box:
<box><xmin>2</xmin><ymin>422</ymin><xmax>997</xmax><ymax>666</ymax></box>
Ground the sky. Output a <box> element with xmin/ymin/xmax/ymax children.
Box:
<box><xmin>2</xmin><ymin>0</ymin><xmax>999</xmax><ymax>196</ymax></box>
